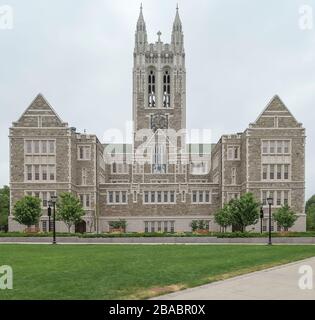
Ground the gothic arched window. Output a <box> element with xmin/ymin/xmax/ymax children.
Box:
<box><xmin>163</xmin><ymin>69</ymin><xmax>171</xmax><ymax>108</ymax></box>
<box><xmin>148</xmin><ymin>69</ymin><xmax>156</xmax><ymax>108</ymax></box>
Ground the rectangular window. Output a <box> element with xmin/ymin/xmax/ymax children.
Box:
<box><xmin>121</xmin><ymin>192</ymin><xmax>127</xmax><ymax>204</ymax></box>
<box><xmin>192</xmin><ymin>191</ymin><xmax>197</xmax><ymax>203</ymax></box>
<box><xmin>270</xmin><ymin>141</ymin><xmax>275</xmax><ymax>154</ymax></box>
<box><xmin>284</xmin><ymin>141</ymin><xmax>290</xmax><ymax>154</ymax></box>
<box><xmin>42</xmin><ymin>192</ymin><xmax>48</xmax><ymax>207</ymax></box>
<box><xmin>34</xmin><ymin>165</ymin><xmax>40</xmax><ymax>181</ymax></box>
<box><xmin>284</xmin><ymin>191</ymin><xmax>289</xmax><ymax>205</ymax></box>
<box><xmin>284</xmin><ymin>165</ymin><xmax>289</xmax><ymax>180</ymax></box>
<box><xmin>34</xmin><ymin>141</ymin><xmax>40</xmax><ymax>154</ymax></box>
<box><xmin>41</xmin><ymin>141</ymin><xmax>47</xmax><ymax>154</ymax></box>
<box><xmin>158</xmin><ymin>221</ymin><xmax>162</xmax><ymax>232</ymax></box>
<box><xmin>231</xmin><ymin>167</ymin><xmax>236</xmax><ymax>185</ymax></box>
<box><xmin>164</xmin><ymin>221</ymin><xmax>168</xmax><ymax>233</ymax></box>
<box><xmin>277</xmin><ymin>141</ymin><xmax>283</xmax><ymax>154</ymax></box>
<box><xmin>270</xmin><ymin>165</ymin><xmax>275</xmax><ymax>180</ymax></box>
<box><xmin>26</xmin><ymin>140</ymin><xmax>32</xmax><ymax>154</ymax></box>
<box><xmin>26</xmin><ymin>165</ymin><xmax>32</xmax><ymax>181</ymax></box>
<box><xmin>145</xmin><ymin>222</ymin><xmax>149</xmax><ymax>233</ymax></box>
<box><xmin>115</xmin><ymin>192</ymin><xmax>120</xmax><ymax>203</ymax></box>
<box><xmin>108</xmin><ymin>192</ymin><xmax>113</xmax><ymax>204</ymax></box>
<box><xmin>262</xmin><ymin>165</ymin><xmax>268</xmax><ymax>180</ymax></box>
<box><xmin>80</xmin><ymin>194</ymin><xmax>84</xmax><ymax>206</ymax></box>
<box><xmin>48</xmin><ymin>141</ymin><xmax>55</xmax><ymax>154</ymax></box>
<box><xmin>85</xmin><ymin>194</ymin><xmax>90</xmax><ymax>208</ymax></box>
<box><xmin>277</xmin><ymin>165</ymin><xmax>282</xmax><ymax>180</ymax></box>
<box><xmin>227</xmin><ymin>146</ymin><xmax>240</xmax><ymax>160</ymax></box>
<box><xmin>49</xmin><ymin>165</ymin><xmax>55</xmax><ymax>181</ymax></box>
<box><xmin>205</xmin><ymin>192</ymin><xmax>210</xmax><ymax>203</ymax></box>
<box><xmin>42</xmin><ymin>165</ymin><xmax>47</xmax><ymax>181</ymax></box>
<box><xmin>78</xmin><ymin>146</ymin><xmax>91</xmax><ymax>160</ymax></box>
<box><xmin>199</xmin><ymin>191</ymin><xmax>203</xmax><ymax>203</ymax></box>
<box><xmin>262</xmin><ymin>141</ymin><xmax>268</xmax><ymax>154</ymax></box>
<box><xmin>277</xmin><ymin>191</ymin><xmax>281</xmax><ymax>206</ymax></box>
<box><xmin>170</xmin><ymin>191</ymin><xmax>175</xmax><ymax>203</ymax></box>
<box><xmin>151</xmin><ymin>222</ymin><xmax>155</xmax><ymax>233</ymax></box>
<box><xmin>262</xmin><ymin>191</ymin><xmax>267</xmax><ymax>206</ymax></box>
<box><xmin>144</xmin><ymin>191</ymin><xmax>149</xmax><ymax>203</ymax></box>
<box><xmin>170</xmin><ymin>221</ymin><xmax>175</xmax><ymax>233</ymax></box>
<box><xmin>163</xmin><ymin>191</ymin><xmax>168</xmax><ymax>203</ymax></box>
<box><xmin>157</xmin><ymin>191</ymin><xmax>162</xmax><ymax>203</ymax></box>
<box><xmin>151</xmin><ymin>192</ymin><xmax>155</xmax><ymax>203</ymax></box>
<box><xmin>42</xmin><ymin>221</ymin><xmax>47</xmax><ymax>232</ymax></box>
<box><xmin>82</xmin><ymin>168</ymin><xmax>87</xmax><ymax>185</ymax></box>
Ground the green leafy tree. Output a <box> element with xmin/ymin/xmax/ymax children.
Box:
<box><xmin>273</xmin><ymin>205</ymin><xmax>297</xmax><ymax>232</ymax></box>
<box><xmin>13</xmin><ymin>196</ymin><xmax>42</xmax><ymax>228</ymax></box>
<box><xmin>307</xmin><ymin>204</ymin><xmax>315</xmax><ymax>231</ymax></box>
<box><xmin>214</xmin><ymin>204</ymin><xmax>233</xmax><ymax>232</ymax></box>
<box><xmin>0</xmin><ymin>186</ymin><xmax>10</xmax><ymax>230</ymax></box>
<box><xmin>230</xmin><ymin>193</ymin><xmax>260</xmax><ymax>232</ymax></box>
<box><xmin>306</xmin><ymin>195</ymin><xmax>315</xmax><ymax>231</ymax></box>
<box><xmin>56</xmin><ymin>193</ymin><xmax>85</xmax><ymax>233</ymax></box>
<box><xmin>306</xmin><ymin>195</ymin><xmax>315</xmax><ymax>213</ymax></box>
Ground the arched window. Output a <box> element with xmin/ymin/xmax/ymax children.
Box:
<box><xmin>148</xmin><ymin>69</ymin><xmax>156</xmax><ymax>108</ymax></box>
<box><xmin>163</xmin><ymin>69</ymin><xmax>171</xmax><ymax>108</ymax></box>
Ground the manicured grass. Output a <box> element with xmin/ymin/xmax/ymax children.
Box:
<box><xmin>0</xmin><ymin>244</ymin><xmax>314</xmax><ymax>300</ymax></box>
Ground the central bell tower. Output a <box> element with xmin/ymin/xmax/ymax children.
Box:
<box><xmin>133</xmin><ymin>5</ymin><xmax>186</xmax><ymax>155</ymax></box>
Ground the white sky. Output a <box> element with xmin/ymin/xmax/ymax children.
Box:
<box><xmin>0</xmin><ymin>0</ymin><xmax>314</xmax><ymax>199</ymax></box>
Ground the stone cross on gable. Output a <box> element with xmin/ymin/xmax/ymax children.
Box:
<box><xmin>157</xmin><ymin>31</ymin><xmax>162</xmax><ymax>42</ymax></box>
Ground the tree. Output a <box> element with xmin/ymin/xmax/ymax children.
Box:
<box><xmin>273</xmin><ymin>205</ymin><xmax>297</xmax><ymax>231</ymax></box>
<box><xmin>229</xmin><ymin>193</ymin><xmax>260</xmax><ymax>232</ymax></box>
<box><xmin>13</xmin><ymin>196</ymin><xmax>42</xmax><ymax>228</ymax></box>
<box><xmin>306</xmin><ymin>195</ymin><xmax>315</xmax><ymax>213</ymax></box>
<box><xmin>306</xmin><ymin>195</ymin><xmax>315</xmax><ymax>231</ymax></box>
<box><xmin>306</xmin><ymin>204</ymin><xmax>315</xmax><ymax>231</ymax></box>
<box><xmin>0</xmin><ymin>186</ymin><xmax>10</xmax><ymax>231</ymax></box>
<box><xmin>56</xmin><ymin>193</ymin><xmax>85</xmax><ymax>233</ymax></box>
<box><xmin>214</xmin><ymin>204</ymin><xmax>233</xmax><ymax>232</ymax></box>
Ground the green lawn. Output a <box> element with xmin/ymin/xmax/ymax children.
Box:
<box><xmin>0</xmin><ymin>244</ymin><xmax>314</xmax><ymax>300</ymax></box>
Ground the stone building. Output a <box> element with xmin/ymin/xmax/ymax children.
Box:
<box><xmin>8</xmin><ymin>7</ymin><xmax>306</xmax><ymax>233</ymax></box>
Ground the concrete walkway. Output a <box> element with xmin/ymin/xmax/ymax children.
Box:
<box><xmin>152</xmin><ymin>257</ymin><xmax>315</xmax><ymax>300</ymax></box>
<box><xmin>1</xmin><ymin>236</ymin><xmax>315</xmax><ymax>244</ymax></box>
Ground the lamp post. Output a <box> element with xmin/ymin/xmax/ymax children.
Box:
<box><xmin>267</xmin><ymin>197</ymin><xmax>273</xmax><ymax>245</ymax></box>
<box><xmin>47</xmin><ymin>204</ymin><xmax>52</xmax><ymax>232</ymax></box>
<box><xmin>50</xmin><ymin>195</ymin><xmax>57</xmax><ymax>245</ymax></box>
<box><xmin>260</xmin><ymin>206</ymin><xmax>264</xmax><ymax>234</ymax></box>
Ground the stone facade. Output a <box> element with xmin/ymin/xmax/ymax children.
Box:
<box><xmin>8</xmin><ymin>7</ymin><xmax>306</xmax><ymax>233</ymax></box>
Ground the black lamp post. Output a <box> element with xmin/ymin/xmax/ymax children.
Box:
<box><xmin>47</xmin><ymin>204</ymin><xmax>52</xmax><ymax>232</ymax></box>
<box><xmin>50</xmin><ymin>195</ymin><xmax>57</xmax><ymax>245</ymax></box>
<box><xmin>260</xmin><ymin>206</ymin><xmax>264</xmax><ymax>234</ymax></box>
<box><xmin>267</xmin><ymin>197</ymin><xmax>273</xmax><ymax>245</ymax></box>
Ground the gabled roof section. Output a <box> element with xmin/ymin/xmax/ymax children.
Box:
<box><xmin>250</xmin><ymin>95</ymin><xmax>302</xmax><ymax>129</ymax></box>
<box><xmin>13</xmin><ymin>93</ymin><xmax>68</xmax><ymax>128</ymax></box>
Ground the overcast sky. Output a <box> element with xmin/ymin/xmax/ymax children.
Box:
<box><xmin>0</xmin><ymin>0</ymin><xmax>314</xmax><ymax>199</ymax></box>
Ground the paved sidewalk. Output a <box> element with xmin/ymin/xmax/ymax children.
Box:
<box><xmin>1</xmin><ymin>236</ymin><xmax>315</xmax><ymax>244</ymax></box>
<box><xmin>152</xmin><ymin>257</ymin><xmax>315</xmax><ymax>300</ymax></box>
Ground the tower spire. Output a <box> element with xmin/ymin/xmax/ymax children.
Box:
<box><xmin>172</xmin><ymin>5</ymin><xmax>184</xmax><ymax>53</ymax></box>
<box><xmin>135</xmin><ymin>4</ymin><xmax>147</xmax><ymax>52</ymax></box>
